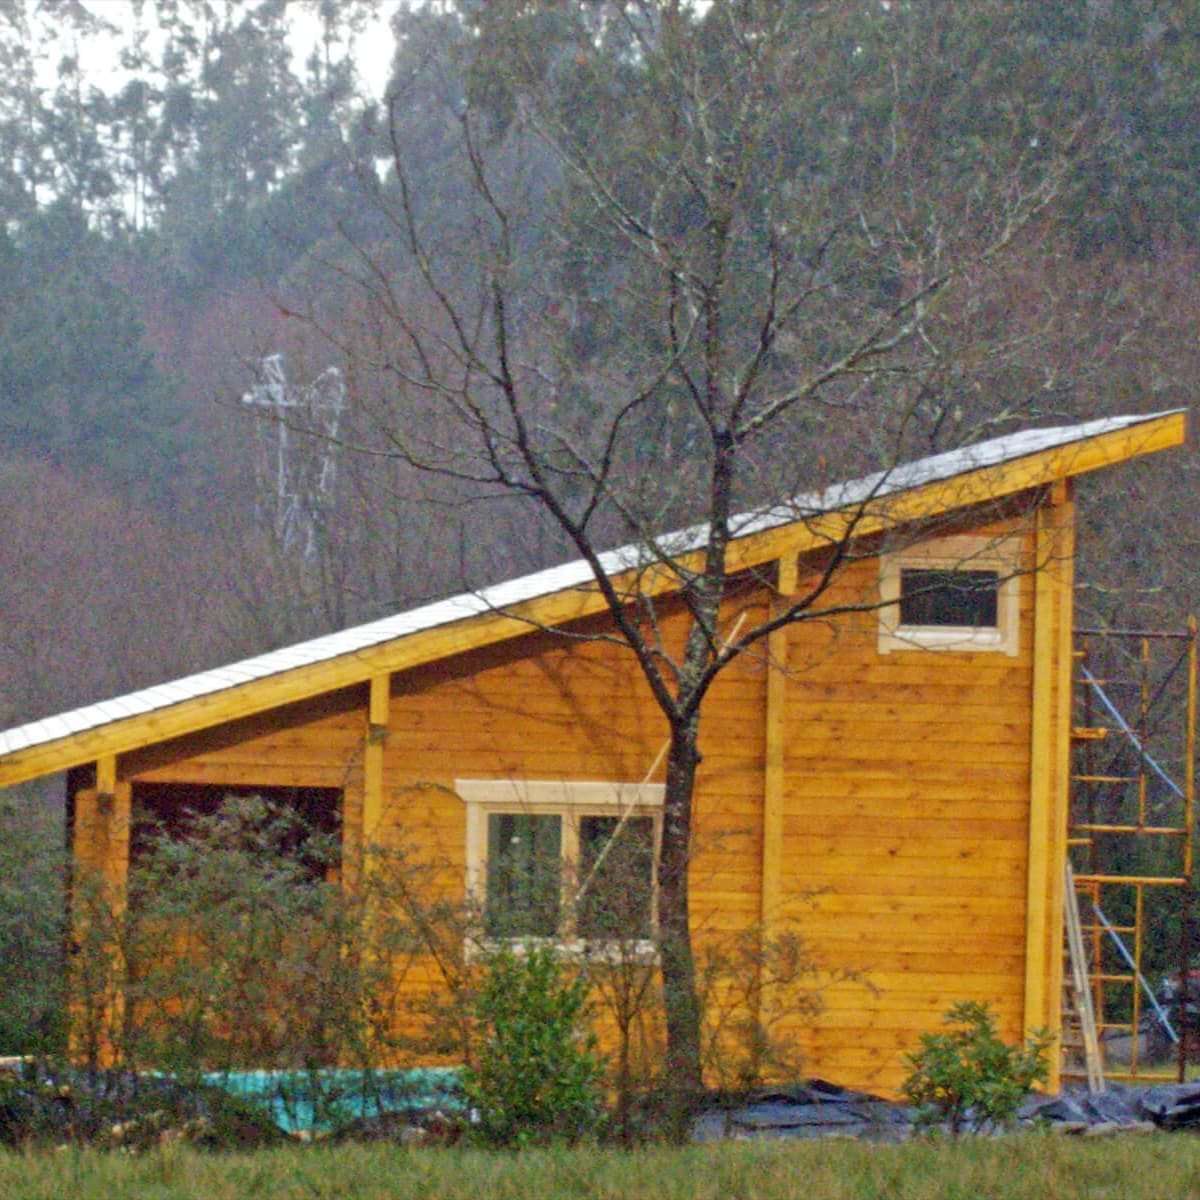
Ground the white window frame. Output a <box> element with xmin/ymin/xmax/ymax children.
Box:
<box><xmin>458</xmin><ymin>779</ymin><xmax>664</xmax><ymax>953</ymax></box>
<box><xmin>878</xmin><ymin>534</ymin><xmax>1021</xmax><ymax>657</ymax></box>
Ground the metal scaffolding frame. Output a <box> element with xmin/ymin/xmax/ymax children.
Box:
<box><xmin>1065</xmin><ymin>623</ymin><xmax>1197</xmax><ymax>1085</ymax></box>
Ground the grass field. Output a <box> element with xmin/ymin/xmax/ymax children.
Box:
<box><xmin>2</xmin><ymin>1133</ymin><xmax>1199</xmax><ymax>1200</ymax></box>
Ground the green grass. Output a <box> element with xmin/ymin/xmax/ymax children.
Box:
<box><xmin>1</xmin><ymin>1134</ymin><xmax>1199</xmax><ymax>1200</ymax></box>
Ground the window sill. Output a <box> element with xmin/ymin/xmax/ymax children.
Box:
<box><xmin>467</xmin><ymin>936</ymin><xmax>659</xmax><ymax>964</ymax></box>
<box><xmin>878</xmin><ymin>625</ymin><xmax>1012</xmax><ymax>655</ymax></box>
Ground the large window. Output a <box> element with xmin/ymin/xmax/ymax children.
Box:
<box><xmin>459</xmin><ymin>780</ymin><xmax>663</xmax><ymax>946</ymax></box>
<box><xmin>878</xmin><ymin>534</ymin><xmax>1021</xmax><ymax>656</ymax></box>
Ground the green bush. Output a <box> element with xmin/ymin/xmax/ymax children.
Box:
<box><xmin>901</xmin><ymin>1001</ymin><xmax>1053</xmax><ymax>1136</ymax></box>
<box><xmin>67</xmin><ymin>794</ymin><xmax>432</xmax><ymax>1130</ymax></box>
<box><xmin>121</xmin><ymin>795</ymin><xmax>358</xmax><ymax>1078</ymax></box>
<box><xmin>0</xmin><ymin>782</ymin><xmax>66</xmax><ymax>1054</ymax></box>
<box><xmin>464</xmin><ymin>943</ymin><xmax>605</xmax><ymax>1146</ymax></box>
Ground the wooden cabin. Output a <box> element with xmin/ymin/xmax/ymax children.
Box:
<box><xmin>0</xmin><ymin>410</ymin><xmax>1186</xmax><ymax>1095</ymax></box>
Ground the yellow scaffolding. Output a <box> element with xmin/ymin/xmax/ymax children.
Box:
<box><xmin>1065</xmin><ymin>622</ymin><xmax>1197</xmax><ymax>1085</ymax></box>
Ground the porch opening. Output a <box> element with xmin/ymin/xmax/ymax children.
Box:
<box><xmin>130</xmin><ymin>783</ymin><xmax>343</xmax><ymax>881</ymax></box>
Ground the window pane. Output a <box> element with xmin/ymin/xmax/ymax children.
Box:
<box><xmin>485</xmin><ymin>813</ymin><xmax>562</xmax><ymax>937</ymax></box>
<box><xmin>577</xmin><ymin>816</ymin><xmax>654</xmax><ymax>939</ymax></box>
<box><xmin>899</xmin><ymin>568</ymin><xmax>999</xmax><ymax>628</ymax></box>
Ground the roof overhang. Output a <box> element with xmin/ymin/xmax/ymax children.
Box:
<box><xmin>0</xmin><ymin>408</ymin><xmax>1185</xmax><ymax>788</ymax></box>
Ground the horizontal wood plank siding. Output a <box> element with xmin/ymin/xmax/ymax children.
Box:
<box><xmin>374</xmin><ymin>600</ymin><xmax>767</xmax><ymax>917</ymax></box>
<box><xmin>777</xmin><ymin>515</ymin><xmax>1037</xmax><ymax>1094</ymax></box>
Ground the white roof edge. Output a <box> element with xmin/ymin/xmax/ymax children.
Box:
<box><xmin>0</xmin><ymin>409</ymin><xmax>1181</xmax><ymax>764</ymax></box>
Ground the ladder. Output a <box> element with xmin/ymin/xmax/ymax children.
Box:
<box><xmin>1063</xmin><ymin>860</ymin><xmax>1106</xmax><ymax>1093</ymax></box>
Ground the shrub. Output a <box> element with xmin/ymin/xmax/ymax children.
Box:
<box><xmin>122</xmin><ymin>795</ymin><xmax>362</xmax><ymax>1078</ymax></box>
<box><xmin>464</xmin><ymin>943</ymin><xmax>605</xmax><ymax>1146</ymax></box>
<box><xmin>697</xmin><ymin>921</ymin><xmax>835</xmax><ymax>1095</ymax></box>
<box><xmin>901</xmin><ymin>1001</ymin><xmax>1053</xmax><ymax>1136</ymax></box>
<box><xmin>0</xmin><ymin>782</ymin><xmax>66</xmax><ymax>1054</ymax></box>
<box><xmin>68</xmin><ymin>795</ymin><xmax>433</xmax><ymax>1130</ymax></box>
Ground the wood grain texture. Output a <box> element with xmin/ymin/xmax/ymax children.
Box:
<box><xmin>771</xmin><ymin>513</ymin><xmax>1039</xmax><ymax>1095</ymax></box>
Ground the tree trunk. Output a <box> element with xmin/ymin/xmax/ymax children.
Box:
<box><xmin>657</xmin><ymin>718</ymin><xmax>704</xmax><ymax>1127</ymax></box>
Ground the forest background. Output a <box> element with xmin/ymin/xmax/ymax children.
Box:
<box><xmin>0</xmin><ymin>0</ymin><xmax>1198</xmax><ymax>1049</ymax></box>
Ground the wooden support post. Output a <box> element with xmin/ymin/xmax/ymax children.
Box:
<box><xmin>70</xmin><ymin>758</ymin><xmax>131</xmax><ymax>1068</ymax></box>
<box><xmin>81</xmin><ymin>756</ymin><xmax>130</xmax><ymax>898</ymax></box>
<box><xmin>95</xmin><ymin>754</ymin><xmax>116</xmax><ymax>801</ymax></box>
<box><xmin>72</xmin><ymin>787</ymin><xmax>102</xmax><ymax>880</ymax></box>
<box><xmin>762</xmin><ymin>555</ymin><xmax>797</xmax><ymax>928</ymax></box>
<box><xmin>363</xmin><ymin>674</ymin><xmax>390</xmax><ymax>851</ymax></box>
<box><xmin>1025</xmin><ymin>481</ymin><xmax>1075</xmax><ymax>1090</ymax></box>
<box><xmin>758</xmin><ymin>554</ymin><xmax>797</xmax><ymax>1042</ymax></box>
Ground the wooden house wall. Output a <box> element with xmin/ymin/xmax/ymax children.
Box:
<box><xmin>111</xmin><ymin>598</ymin><xmax>770</xmax><ymax>1058</ymax></box>
<box><xmin>87</xmin><ymin>502</ymin><xmax>1069</xmax><ymax>1097</ymax></box>
<box><xmin>773</xmin><ymin>515</ymin><xmax>1040</xmax><ymax>1094</ymax></box>
<box><xmin>370</xmin><ymin>595</ymin><xmax>772</xmax><ymax>1026</ymax></box>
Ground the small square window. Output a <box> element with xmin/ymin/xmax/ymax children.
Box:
<box><xmin>898</xmin><ymin>568</ymin><xmax>1000</xmax><ymax>628</ymax></box>
<box><xmin>879</xmin><ymin>535</ymin><xmax>1021</xmax><ymax>656</ymax></box>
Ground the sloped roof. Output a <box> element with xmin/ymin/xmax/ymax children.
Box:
<box><xmin>0</xmin><ymin>409</ymin><xmax>1185</xmax><ymax>786</ymax></box>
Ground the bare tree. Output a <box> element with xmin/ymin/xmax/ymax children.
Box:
<box><xmin>298</xmin><ymin>1</ymin><xmax>1084</xmax><ymax>1100</ymax></box>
